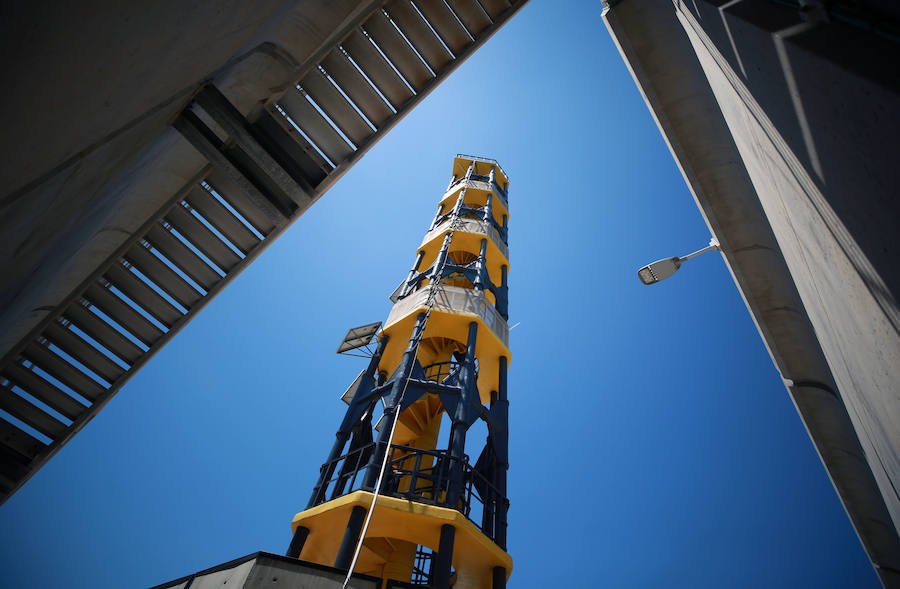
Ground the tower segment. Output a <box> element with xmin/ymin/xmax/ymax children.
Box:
<box><xmin>288</xmin><ymin>155</ymin><xmax>511</xmax><ymax>589</ymax></box>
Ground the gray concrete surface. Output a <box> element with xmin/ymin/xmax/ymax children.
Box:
<box><xmin>0</xmin><ymin>0</ymin><xmax>379</xmax><ymax>503</ymax></box>
<box><xmin>0</xmin><ymin>0</ymin><xmax>375</xmax><ymax>362</ymax></box>
<box><xmin>604</xmin><ymin>0</ymin><xmax>900</xmax><ymax>585</ymax></box>
<box><xmin>150</xmin><ymin>552</ymin><xmax>380</xmax><ymax>589</ymax></box>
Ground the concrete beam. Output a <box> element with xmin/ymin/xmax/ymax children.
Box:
<box><xmin>150</xmin><ymin>551</ymin><xmax>381</xmax><ymax>589</ymax></box>
<box><xmin>603</xmin><ymin>1</ymin><xmax>900</xmax><ymax>585</ymax></box>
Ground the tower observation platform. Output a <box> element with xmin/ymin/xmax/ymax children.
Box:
<box><xmin>285</xmin><ymin>155</ymin><xmax>512</xmax><ymax>588</ymax></box>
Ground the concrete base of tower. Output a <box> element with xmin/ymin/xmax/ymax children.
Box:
<box><xmin>149</xmin><ymin>551</ymin><xmax>381</xmax><ymax>589</ymax></box>
<box><xmin>292</xmin><ymin>490</ymin><xmax>513</xmax><ymax>588</ymax></box>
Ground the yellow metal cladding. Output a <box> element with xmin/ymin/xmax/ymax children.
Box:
<box><xmin>419</xmin><ymin>226</ymin><xmax>509</xmax><ymax>287</ymax></box>
<box><xmin>291</xmin><ymin>491</ymin><xmax>513</xmax><ymax>587</ymax></box>
<box><xmin>379</xmin><ymin>155</ymin><xmax>511</xmax><ymax>389</ymax></box>
<box><xmin>380</xmin><ymin>307</ymin><xmax>509</xmax><ymax>406</ymax></box>
<box><xmin>452</xmin><ymin>156</ymin><xmax>509</xmax><ymax>191</ymax></box>
<box><xmin>439</xmin><ymin>184</ymin><xmax>509</xmax><ymax>226</ymax></box>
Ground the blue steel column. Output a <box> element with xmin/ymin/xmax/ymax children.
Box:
<box><xmin>334</xmin><ymin>505</ymin><xmax>368</xmax><ymax>570</ymax></box>
<box><xmin>496</xmin><ymin>265</ymin><xmax>509</xmax><ymax>320</ymax></box>
<box><xmin>432</xmin><ymin>524</ymin><xmax>456</xmax><ymax>589</ymax></box>
<box><xmin>446</xmin><ymin>321</ymin><xmax>478</xmax><ymax>505</ymax></box>
<box><xmin>401</xmin><ymin>250</ymin><xmax>426</xmax><ymax>298</ymax></box>
<box><xmin>308</xmin><ymin>334</ymin><xmax>389</xmax><ymax>508</ymax></box>
<box><xmin>430</xmin><ymin>225</ymin><xmax>455</xmax><ymax>286</ymax></box>
<box><xmin>429</xmin><ymin>204</ymin><xmax>444</xmax><ymax>230</ymax></box>
<box><xmin>285</xmin><ymin>525</ymin><xmax>310</xmax><ymax>558</ymax></box>
<box><xmin>362</xmin><ymin>312</ymin><xmax>428</xmax><ymax>489</ymax></box>
<box><xmin>474</xmin><ymin>239</ymin><xmax>488</xmax><ymax>292</ymax></box>
<box><xmin>494</xmin><ymin>356</ymin><xmax>509</xmax><ymax>550</ymax></box>
<box><xmin>493</xmin><ymin>566</ymin><xmax>507</xmax><ymax>589</ymax></box>
<box><xmin>488</xmin><ymin>355</ymin><xmax>509</xmax><ymax>588</ymax></box>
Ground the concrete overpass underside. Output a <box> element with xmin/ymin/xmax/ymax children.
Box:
<box><xmin>604</xmin><ymin>0</ymin><xmax>900</xmax><ymax>585</ymax></box>
<box><xmin>0</xmin><ymin>0</ymin><xmax>527</xmax><ymax>506</ymax></box>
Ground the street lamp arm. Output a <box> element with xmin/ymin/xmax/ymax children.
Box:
<box><xmin>677</xmin><ymin>237</ymin><xmax>720</xmax><ymax>262</ymax></box>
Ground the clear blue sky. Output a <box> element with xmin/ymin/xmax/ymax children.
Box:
<box><xmin>0</xmin><ymin>2</ymin><xmax>878</xmax><ymax>588</ymax></box>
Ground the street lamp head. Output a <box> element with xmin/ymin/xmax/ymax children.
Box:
<box><xmin>637</xmin><ymin>257</ymin><xmax>682</xmax><ymax>285</ymax></box>
<box><xmin>638</xmin><ymin>238</ymin><xmax>719</xmax><ymax>285</ymax></box>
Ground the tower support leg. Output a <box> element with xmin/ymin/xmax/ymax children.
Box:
<box><xmin>447</xmin><ymin>322</ymin><xmax>478</xmax><ymax>505</ymax></box>
<box><xmin>446</xmin><ymin>421</ymin><xmax>468</xmax><ymax>505</ymax></box>
<box><xmin>432</xmin><ymin>524</ymin><xmax>456</xmax><ymax>589</ymax></box>
<box><xmin>494</xmin><ymin>356</ymin><xmax>509</xmax><ymax>550</ymax></box>
<box><xmin>334</xmin><ymin>505</ymin><xmax>367</xmax><ymax>570</ymax></box>
<box><xmin>308</xmin><ymin>432</ymin><xmax>350</xmax><ymax>507</ymax></box>
<box><xmin>363</xmin><ymin>313</ymin><xmax>427</xmax><ymax>490</ymax></box>
<box><xmin>285</xmin><ymin>525</ymin><xmax>310</xmax><ymax>558</ymax></box>
<box><xmin>492</xmin><ymin>566</ymin><xmax>507</xmax><ymax>589</ymax></box>
<box><xmin>311</xmin><ymin>335</ymin><xmax>389</xmax><ymax>507</ymax></box>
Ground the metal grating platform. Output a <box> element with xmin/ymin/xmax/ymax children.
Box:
<box><xmin>0</xmin><ymin>0</ymin><xmax>528</xmax><ymax>505</ymax></box>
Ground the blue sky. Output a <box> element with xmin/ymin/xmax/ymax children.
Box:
<box><xmin>0</xmin><ymin>2</ymin><xmax>878</xmax><ymax>588</ymax></box>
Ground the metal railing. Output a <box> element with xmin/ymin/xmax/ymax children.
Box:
<box><xmin>455</xmin><ymin>154</ymin><xmax>510</xmax><ymax>182</ymax></box>
<box><xmin>312</xmin><ymin>441</ymin><xmax>503</xmax><ymax>536</ymax></box>
<box><xmin>456</xmin><ymin>153</ymin><xmax>502</xmax><ymax>166</ymax></box>
<box><xmin>423</xmin><ymin>361</ymin><xmax>463</xmax><ymax>383</ymax></box>
<box><xmin>386</xmin><ymin>285</ymin><xmax>509</xmax><ymax>348</ymax></box>
<box><xmin>447</xmin><ymin>175</ymin><xmax>509</xmax><ymax>202</ymax></box>
<box><xmin>410</xmin><ymin>547</ymin><xmax>433</xmax><ymax>585</ymax></box>
<box><xmin>429</xmin><ymin>210</ymin><xmax>508</xmax><ymax>248</ymax></box>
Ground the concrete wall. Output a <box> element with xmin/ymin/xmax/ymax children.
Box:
<box><xmin>604</xmin><ymin>1</ymin><xmax>900</xmax><ymax>585</ymax></box>
<box><xmin>677</xmin><ymin>0</ymin><xmax>900</xmax><ymax>539</ymax></box>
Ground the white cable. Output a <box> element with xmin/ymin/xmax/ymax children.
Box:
<box><xmin>341</xmin><ymin>215</ymin><xmax>463</xmax><ymax>589</ymax></box>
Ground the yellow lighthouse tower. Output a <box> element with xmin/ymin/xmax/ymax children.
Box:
<box><xmin>287</xmin><ymin>155</ymin><xmax>511</xmax><ymax>588</ymax></box>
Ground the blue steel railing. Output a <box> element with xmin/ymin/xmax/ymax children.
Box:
<box><xmin>448</xmin><ymin>175</ymin><xmax>509</xmax><ymax>201</ymax></box>
<box><xmin>455</xmin><ymin>154</ymin><xmax>510</xmax><ymax>182</ymax></box>
<box><xmin>313</xmin><ymin>441</ymin><xmax>500</xmax><ymax>535</ymax></box>
<box><xmin>423</xmin><ymin>361</ymin><xmax>462</xmax><ymax>383</ymax></box>
<box><xmin>433</xmin><ymin>208</ymin><xmax>508</xmax><ymax>244</ymax></box>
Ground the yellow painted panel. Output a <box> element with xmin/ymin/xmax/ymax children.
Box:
<box><xmin>440</xmin><ymin>183</ymin><xmax>509</xmax><ymax>225</ymax></box>
<box><xmin>419</xmin><ymin>228</ymin><xmax>508</xmax><ymax>288</ymax></box>
<box><xmin>379</xmin><ymin>305</ymin><xmax>510</xmax><ymax>405</ymax></box>
<box><xmin>452</xmin><ymin>156</ymin><xmax>509</xmax><ymax>192</ymax></box>
<box><xmin>291</xmin><ymin>491</ymin><xmax>512</xmax><ymax>587</ymax></box>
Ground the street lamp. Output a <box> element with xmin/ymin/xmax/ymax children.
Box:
<box><xmin>637</xmin><ymin>238</ymin><xmax>720</xmax><ymax>285</ymax></box>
